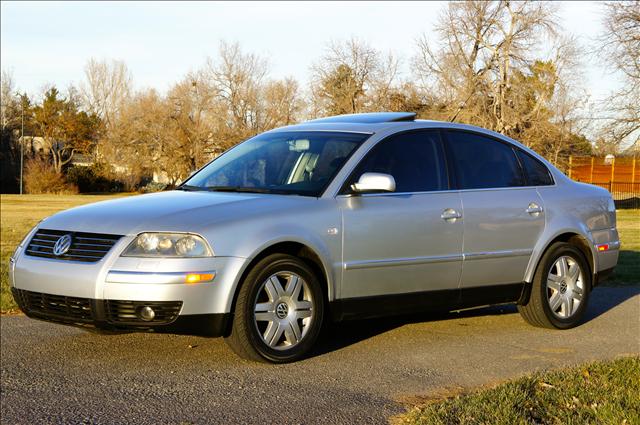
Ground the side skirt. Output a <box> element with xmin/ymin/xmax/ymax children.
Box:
<box><xmin>330</xmin><ymin>283</ymin><xmax>525</xmax><ymax>321</ymax></box>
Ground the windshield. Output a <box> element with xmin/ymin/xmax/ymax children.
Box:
<box><xmin>182</xmin><ymin>131</ymin><xmax>370</xmax><ymax>196</ymax></box>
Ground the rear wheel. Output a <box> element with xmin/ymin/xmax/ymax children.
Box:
<box><xmin>518</xmin><ymin>242</ymin><xmax>591</xmax><ymax>329</ymax></box>
<box><xmin>225</xmin><ymin>254</ymin><xmax>324</xmax><ymax>363</ymax></box>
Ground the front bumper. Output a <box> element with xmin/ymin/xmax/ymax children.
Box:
<box><xmin>12</xmin><ymin>287</ymin><xmax>230</xmax><ymax>335</ymax></box>
<box><xmin>11</xmin><ymin>238</ymin><xmax>248</xmax><ymax>334</ymax></box>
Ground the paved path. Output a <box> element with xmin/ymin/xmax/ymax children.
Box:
<box><xmin>1</xmin><ymin>287</ymin><xmax>639</xmax><ymax>424</ymax></box>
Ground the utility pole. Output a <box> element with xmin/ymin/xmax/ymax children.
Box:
<box><xmin>20</xmin><ymin>93</ymin><xmax>24</xmax><ymax>195</ymax></box>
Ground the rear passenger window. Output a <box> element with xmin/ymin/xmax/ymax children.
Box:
<box><xmin>445</xmin><ymin>131</ymin><xmax>525</xmax><ymax>189</ymax></box>
<box><xmin>346</xmin><ymin>130</ymin><xmax>448</xmax><ymax>193</ymax></box>
<box><xmin>516</xmin><ymin>150</ymin><xmax>554</xmax><ymax>186</ymax></box>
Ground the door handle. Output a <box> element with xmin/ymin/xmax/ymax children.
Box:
<box><xmin>441</xmin><ymin>208</ymin><xmax>462</xmax><ymax>222</ymax></box>
<box><xmin>526</xmin><ymin>202</ymin><xmax>543</xmax><ymax>216</ymax></box>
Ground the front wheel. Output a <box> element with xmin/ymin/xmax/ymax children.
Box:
<box><xmin>224</xmin><ymin>254</ymin><xmax>324</xmax><ymax>363</ymax></box>
<box><xmin>518</xmin><ymin>242</ymin><xmax>591</xmax><ymax>329</ymax></box>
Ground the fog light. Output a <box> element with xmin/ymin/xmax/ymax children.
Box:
<box><xmin>138</xmin><ymin>306</ymin><xmax>155</xmax><ymax>321</ymax></box>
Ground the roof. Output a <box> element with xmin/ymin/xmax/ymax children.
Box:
<box><xmin>269</xmin><ymin>113</ymin><xmax>526</xmax><ymax>150</ymax></box>
<box><xmin>305</xmin><ymin>112</ymin><xmax>416</xmax><ymax>124</ymax></box>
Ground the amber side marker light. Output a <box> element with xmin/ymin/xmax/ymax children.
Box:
<box><xmin>597</xmin><ymin>244</ymin><xmax>610</xmax><ymax>252</ymax></box>
<box><xmin>185</xmin><ymin>273</ymin><xmax>215</xmax><ymax>284</ymax></box>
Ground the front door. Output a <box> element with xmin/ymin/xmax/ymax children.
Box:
<box><xmin>338</xmin><ymin>130</ymin><xmax>463</xmax><ymax>304</ymax></box>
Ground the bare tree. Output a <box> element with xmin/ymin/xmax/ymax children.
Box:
<box><xmin>205</xmin><ymin>41</ymin><xmax>268</xmax><ymax>143</ymax></box>
<box><xmin>260</xmin><ymin>77</ymin><xmax>304</xmax><ymax>129</ymax></box>
<box><xmin>81</xmin><ymin>58</ymin><xmax>132</xmax><ymax>129</ymax></box>
<box><xmin>413</xmin><ymin>1</ymin><xmax>559</xmax><ymax>134</ymax></box>
<box><xmin>598</xmin><ymin>0</ymin><xmax>640</xmax><ymax>151</ymax></box>
<box><xmin>365</xmin><ymin>52</ymin><xmax>405</xmax><ymax>112</ymax></box>
<box><xmin>310</xmin><ymin>38</ymin><xmax>400</xmax><ymax>116</ymax></box>
<box><xmin>203</xmin><ymin>41</ymin><xmax>303</xmax><ymax>148</ymax></box>
<box><xmin>1</xmin><ymin>70</ymin><xmax>18</xmax><ymax>132</ymax></box>
<box><xmin>93</xmin><ymin>42</ymin><xmax>306</xmax><ymax>189</ymax></box>
<box><xmin>0</xmin><ymin>70</ymin><xmax>24</xmax><ymax>193</ymax></box>
<box><xmin>99</xmin><ymin>89</ymin><xmax>168</xmax><ymax>188</ymax></box>
<box><xmin>168</xmin><ymin>72</ymin><xmax>217</xmax><ymax>171</ymax></box>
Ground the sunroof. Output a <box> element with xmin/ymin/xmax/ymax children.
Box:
<box><xmin>305</xmin><ymin>112</ymin><xmax>416</xmax><ymax>124</ymax></box>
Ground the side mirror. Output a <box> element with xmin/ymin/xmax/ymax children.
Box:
<box><xmin>351</xmin><ymin>172</ymin><xmax>396</xmax><ymax>193</ymax></box>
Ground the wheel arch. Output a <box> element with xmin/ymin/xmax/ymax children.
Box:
<box><xmin>519</xmin><ymin>231</ymin><xmax>596</xmax><ymax>306</ymax></box>
<box><xmin>224</xmin><ymin>240</ymin><xmax>333</xmax><ymax>336</ymax></box>
<box><xmin>525</xmin><ymin>231</ymin><xmax>596</xmax><ymax>285</ymax></box>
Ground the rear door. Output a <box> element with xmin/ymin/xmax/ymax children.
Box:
<box><xmin>338</xmin><ymin>130</ymin><xmax>463</xmax><ymax>301</ymax></box>
<box><xmin>444</xmin><ymin>130</ymin><xmax>546</xmax><ymax>303</ymax></box>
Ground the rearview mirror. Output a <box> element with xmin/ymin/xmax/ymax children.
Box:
<box><xmin>288</xmin><ymin>139</ymin><xmax>310</xmax><ymax>152</ymax></box>
<box><xmin>351</xmin><ymin>173</ymin><xmax>396</xmax><ymax>193</ymax></box>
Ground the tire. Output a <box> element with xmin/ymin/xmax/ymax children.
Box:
<box><xmin>224</xmin><ymin>253</ymin><xmax>324</xmax><ymax>363</ymax></box>
<box><xmin>518</xmin><ymin>242</ymin><xmax>591</xmax><ymax>329</ymax></box>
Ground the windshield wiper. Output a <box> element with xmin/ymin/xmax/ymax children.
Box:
<box><xmin>175</xmin><ymin>184</ymin><xmax>203</xmax><ymax>191</ymax></box>
<box><xmin>205</xmin><ymin>186</ymin><xmax>304</xmax><ymax>195</ymax></box>
<box><xmin>177</xmin><ymin>184</ymin><xmax>299</xmax><ymax>195</ymax></box>
<box><xmin>204</xmin><ymin>186</ymin><xmax>277</xmax><ymax>194</ymax></box>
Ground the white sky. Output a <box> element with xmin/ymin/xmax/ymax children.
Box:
<box><xmin>1</xmin><ymin>1</ymin><xmax>621</xmax><ymax>103</ymax></box>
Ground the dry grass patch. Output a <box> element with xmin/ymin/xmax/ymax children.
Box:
<box><xmin>1</xmin><ymin>194</ymin><xmax>128</xmax><ymax>312</ymax></box>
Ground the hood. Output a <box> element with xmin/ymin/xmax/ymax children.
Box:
<box><xmin>40</xmin><ymin>190</ymin><xmax>313</xmax><ymax>236</ymax></box>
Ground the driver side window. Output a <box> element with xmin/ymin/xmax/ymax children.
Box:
<box><xmin>345</xmin><ymin>130</ymin><xmax>449</xmax><ymax>193</ymax></box>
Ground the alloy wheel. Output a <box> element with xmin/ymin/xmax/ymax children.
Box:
<box><xmin>253</xmin><ymin>271</ymin><xmax>314</xmax><ymax>350</ymax></box>
<box><xmin>546</xmin><ymin>255</ymin><xmax>585</xmax><ymax>318</ymax></box>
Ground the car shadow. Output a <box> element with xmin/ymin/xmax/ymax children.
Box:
<box><xmin>312</xmin><ymin>304</ymin><xmax>517</xmax><ymax>357</ymax></box>
<box><xmin>310</xmin><ymin>286</ymin><xmax>640</xmax><ymax>358</ymax></box>
<box><xmin>582</xmin><ymin>285</ymin><xmax>640</xmax><ymax>323</ymax></box>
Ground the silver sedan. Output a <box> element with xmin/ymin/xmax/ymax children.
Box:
<box><xmin>9</xmin><ymin>112</ymin><xmax>620</xmax><ymax>362</ymax></box>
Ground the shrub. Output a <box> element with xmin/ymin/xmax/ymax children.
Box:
<box><xmin>140</xmin><ymin>181</ymin><xmax>168</xmax><ymax>193</ymax></box>
<box><xmin>65</xmin><ymin>164</ymin><xmax>124</xmax><ymax>193</ymax></box>
<box><xmin>24</xmin><ymin>157</ymin><xmax>78</xmax><ymax>194</ymax></box>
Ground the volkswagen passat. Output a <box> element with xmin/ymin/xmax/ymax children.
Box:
<box><xmin>9</xmin><ymin>112</ymin><xmax>619</xmax><ymax>362</ymax></box>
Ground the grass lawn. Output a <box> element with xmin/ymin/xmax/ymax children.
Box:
<box><xmin>1</xmin><ymin>194</ymin><xmax>128</xmax><ymax>312</ymax></box>
<box><xmin>611</xmin><ymin>209</ymin><xmax>640</xmax><ymax>286</ymax></box>
<box><xmin>0</xmin><ymin>195</ymin><xmax>638</xmax><ymax>312</ymax></box>
<box><xmin>394</xmin><ymin>356</ymin><xmax>640</xmax><ymax>425</ymax></box>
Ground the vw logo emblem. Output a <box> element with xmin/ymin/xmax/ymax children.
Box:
<box><xmin>275</xmin><ymin>302</ymin><xmax>289</xmax><ymax>319</ymax></box>
<box><xmin>52</xmin><ymin>234</ymin><xmax>73</xmax><ymax>256</ymax></box>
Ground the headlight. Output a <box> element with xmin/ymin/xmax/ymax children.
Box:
<box><xmin>122</xmin><ymin>233</ymin><xmax>213</xmax><ymax>257</ymax></box>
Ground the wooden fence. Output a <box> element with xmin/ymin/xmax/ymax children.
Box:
<box><xmin>568</xmin><ymin>156</ymin><xmax>639</xmax><ymax>208</ymax></box>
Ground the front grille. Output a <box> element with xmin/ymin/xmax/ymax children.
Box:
<box><xmin>25</xmin><ymin>229</ymin><xmax>122</xmax><ymax>262</ymax></box>
<box><xmin>106</xmin><ymin>300</ymin><xmax>183</xmax><ymax>325</ymax></box>
<box><xmin>14</xmin><ymin>289</ymin><xmax>93</xmax><ymax>323</ymax></box>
